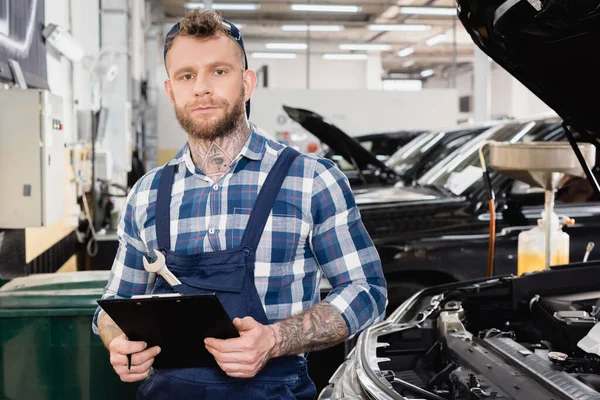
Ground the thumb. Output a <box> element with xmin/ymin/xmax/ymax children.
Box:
<box><xmin>233</xmin><ymin>316</ymin><xmax>257</xmax><ymax>331</ymax></box>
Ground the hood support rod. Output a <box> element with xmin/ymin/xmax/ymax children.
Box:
<box><xmin>563</xmin><ymin>122</ymin><xmax>600</xmax><ymax>203</ymax></box>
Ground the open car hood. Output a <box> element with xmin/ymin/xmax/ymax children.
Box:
<box><xmin>456</xmin><ymin>0</ymin><xmax>600</xmax><ymax>136</ymax></box>
<box><xmin>282</xmin><ymin>105</ymin><xmax>396</xmax><ymax>176</ymax></box>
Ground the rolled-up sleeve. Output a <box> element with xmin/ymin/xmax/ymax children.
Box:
<box><xmin>310</xmin><ymin>158</ymin><xmax>387</xmax><ymax>338</ymax></box>
<box><xmin>92</xmin><ymin>180</ymin><xmax>154</xmax><ymax>335</ymax></box>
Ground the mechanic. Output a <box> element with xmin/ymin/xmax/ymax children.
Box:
<box><xmin>92</xmin><ymin>9</ymin><xmax>387</xmax><ymax>399</ymax></box>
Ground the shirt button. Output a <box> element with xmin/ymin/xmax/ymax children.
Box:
<box><xmin>212</xmin><ymin>184</ymin><xmax>219</xmax><ymax>191</ymax></box>
<box><xmin>208</xmin><ymin>228</ymin><xmax>215</xmax><ymax>234</ymax></box>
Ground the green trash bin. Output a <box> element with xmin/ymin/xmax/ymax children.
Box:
<box><xmin>0</xmin><ymin>271</ymin><xmax>140</xmax><ymax>400</ymax></box>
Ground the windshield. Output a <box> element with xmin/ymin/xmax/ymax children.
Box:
<box><xmin>417</xmin><ymin>120</ymin><xmax>554</xmax><ymax>195</ymax></box>
<box><xmin>386</xmin><ymin>128</ymin><xmax>486</xmax><ymax>178</ymax></box>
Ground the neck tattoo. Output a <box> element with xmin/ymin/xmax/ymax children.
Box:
<box><xmin>189</xmin><ymin>126</ymin><xmax>251</xmax><ymax>181</ymax></box>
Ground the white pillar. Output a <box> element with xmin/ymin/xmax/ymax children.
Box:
<box><xmin>366</xmin><ymin>53</ymin><xmax>383</xmax><ymax>90</ymax></box>
<box><xmin>473</xmin><ymin>47</ymin><xmax>491</xmax><ymax>122</ymax></box>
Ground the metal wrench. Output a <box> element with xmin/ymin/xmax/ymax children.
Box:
<box><xmin>143</xmin><ymin>249</ymin><xmax>182</xmax><ymax>286</ymax></box>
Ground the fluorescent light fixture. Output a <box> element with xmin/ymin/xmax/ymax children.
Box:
<box><xmin>426</xmin><ymin>34</ymin><xmax>447</xmax><ymax>46</ymax></box>
<box><xmin>281</xmin><ymin>24</ymin><xmax>343</xmax><ymax>32</ymax></box>
<box><xmin>185</xmin><ymin>2</ymin><xmax>259</xmax><ymax>10</ymax></box>
<box><xmin>420</xmin><ymin>69</ymin><xmax>435</xmax><ymax>77</ymax></box>
<box><xmin>266</xmin><ymin>43</ymin><xmax>308</xmax><ymax>50</ymax></box>
<box><xmin>252</xmin><ymin>52</ymin><xmax>297</xmax><ymax>59</ymax></box>
<box><xmin>397</xmin><ymin>47</ymin><xmax>414</xmax><ymax>57</ymax></box>
<box><xmin>339</xmin><ymin>44</ymin><xmax>390</xmax><ymax>51</ymax></box>
<box><xmin>323</xmin><ymin>53</ymin><xmax>368</xmax><ymax>60</ymax></box>
<box><xmin>368</xmin><ymin>24</ymin><xmax>431</xmax><ymax>32</ymax></box>
<box><xmin>399</xmin><ymin>6</ymin><xmax>456</xmax><ymax>16</ymax></box>
<box><xmin>290</xmin><ymin>4</ymin><xmax>361</xmax><ymax>12</ymax></box>
<box><xmin>42</xmin><ymin>23</ymin><xmax>86</xmax><ymax>62</ymax></box>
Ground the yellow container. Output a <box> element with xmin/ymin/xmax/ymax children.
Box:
<box><xmin>517</xmin><ymin>212</ymin><xmax>571</xmax><ymax>275</ymax></box>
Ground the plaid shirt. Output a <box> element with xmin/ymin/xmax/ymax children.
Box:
<box><xmin>92</xmin><ymin>131</ymin><xmax>387</xmax><ymax>338</ymax></box>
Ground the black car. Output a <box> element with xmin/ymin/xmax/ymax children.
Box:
<box><xmin>354</xmin><ymin>116</ymin><xmax>600</xmax><ymax>310</ymax></box>
<box><xmin>332</xmin><ymin>131</ymin><xmax>424</xmax><ymax>164</ymax></box>
<box><xmin>283</xmin><ymin>105</ymin><xmax>487</xmax><ymax>189</ymax></box>
<box><xmin>320</xmin><ymin>2</ymin><xmax>600</xmax><ymax>399</ymax></box>
<box><xmin>385</xmin><ymin>125</ymin><xmax>490</xmax><ymax>187</ymax></box>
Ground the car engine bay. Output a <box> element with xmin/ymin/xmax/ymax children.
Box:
<box><xmin>367</xmin><ymin>266</ymin><xmax>600</xmax><ymax>400</ymax></box>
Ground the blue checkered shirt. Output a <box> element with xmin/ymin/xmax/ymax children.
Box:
<box><xmin>92</xmin><ymin>131</ymin><xmax>387</xmax><ymax>338</ymax></box>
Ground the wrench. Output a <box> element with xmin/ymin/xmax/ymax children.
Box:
<box><xmin>143</xmin><ymin>249</ymin><xmax>182</xmax><ymax>286</ymax></box>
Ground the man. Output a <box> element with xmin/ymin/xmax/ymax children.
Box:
<box><xmin>92</xmin><ymin>9</ymin><xmax>387</xmax><ymax>399</ymax></box>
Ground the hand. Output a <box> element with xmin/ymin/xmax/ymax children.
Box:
<box><xmin>108</xmin><ymin>334</ymin><xmax>161</xmax><ymax>382</ymax></box>
<box><xmin>204</xmin><ymin>316</ymin><xmax>278</xmax><ymax>378</ymax></box>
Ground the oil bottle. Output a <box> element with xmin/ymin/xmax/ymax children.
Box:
<box><xmin>517</xmin><ymin>212</ymin><xmax>574</xmax><ymax>275</ymax></box>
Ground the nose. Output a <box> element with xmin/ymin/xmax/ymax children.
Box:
<box><xmin>192</xmin><ymin>73</ymin><xmax>212</xmax><ymax>97</ymax></box>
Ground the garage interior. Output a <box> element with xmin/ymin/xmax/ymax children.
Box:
<box><xmin>1</xmin><ymin>0</ymin><xmax>600</xmax><ymax>399</ymax></box>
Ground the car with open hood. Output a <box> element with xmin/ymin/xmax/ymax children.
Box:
<box><xmin>319</xmin><ymin>1</ymin><xmax>600</xmax><ymax>399</ymax></box>
<box><xmin>282</xmin><ymin>105</ymin><xmax>488</xmax><ymax>189</ymax></box>
<box><xmin>355</xmin><ymin>115</ymin><xmax>600</xmax><ymax>310</ymax></box>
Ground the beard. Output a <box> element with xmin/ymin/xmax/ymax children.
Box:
<box><xmin>174</xmin><ymin>89</ymin><xmax>246</xmax><ymax>142</ymax></box>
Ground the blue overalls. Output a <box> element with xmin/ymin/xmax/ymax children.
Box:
<box><xmin>137</xmin><ymin>147</ymin><xmax>317</xmax><ymax>400</ymax></box>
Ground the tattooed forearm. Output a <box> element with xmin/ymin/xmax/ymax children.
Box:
<box><xmin>98</xmin><ymin>310</ymin><xmax>125</xmax><ymax>349</ymax></box>
<box><xmin>270</xmin><ymin>302</ymin><xmax>349</xmax><ymax>357</ymax></box>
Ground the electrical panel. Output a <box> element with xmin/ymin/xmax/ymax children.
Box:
<box><xmin>0</xmin><ymin>89</ymin><xmax>65</xmax><ymax>228</ymax></box>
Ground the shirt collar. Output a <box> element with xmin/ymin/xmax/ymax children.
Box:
<box><xmin>168</xmin><ymin>130</ymin><xmax>267</xmax><ymax>173</ymax></box>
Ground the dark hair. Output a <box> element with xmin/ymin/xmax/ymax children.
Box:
<box><xmin>164</xmin><ymin>9</ymin><xmax>244</xmax><ymax>69</ymax></box>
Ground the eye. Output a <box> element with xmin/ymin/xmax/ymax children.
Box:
<box><xmin>214</xmin><ymin>69</ymin><xmax>226</xmax><ymax>76</ymax></box>
<box><xmin>181</xmin><ymin>74</ymin><xmax>195</xmax><ymax>81</ymax></box>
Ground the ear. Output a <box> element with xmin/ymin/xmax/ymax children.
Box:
<box><xmin>164</xmin><ymin>79</ymin><xmax>175</xmax><ymax>105</ymax></box>
<box><xmin>242</xmin><ymin>69</ymin><xmax>257</xmax><ymax>102</ymax></box>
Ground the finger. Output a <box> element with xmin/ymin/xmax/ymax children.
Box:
<box><xmin>233</xmin><ymin>316</ymin><xmax>257</xmax><ymax>331</ymax></box>
<box><xmin>120</xmin><ymin>371</ymin><xmax>151</xmax><ymax>383</ymax></box>
<box><xmin>205</xmin><ymin>337</ymin><xmax>250</xmax><ymax>353</ymax></box>
<box><xmin>130</xmin><ymin>346</ymin><xmax>161</xmax><ymax>366</ymax></box>
<box><xmin>216</xmin><ymin>362</ymin><xmax>254</xmax><ymax>376</ymax></box>
<box><xmin>112</xmin><ymin>335</ymin><xmax>147</xmax><ymax>355</ymax></box>
<box><xmin>110</xmin><ymin>352</ymin><xmax>129</xmax><ymax>368</ymax></box>
<box><xmin>128</xmin><ymin>355</ymin><xmax>156</xmax><ymax>374</ymax></box>
<box><xmin>206</xmin><ymin>345</ymin><xmax>254</xmax><ymax>364</ymax></box>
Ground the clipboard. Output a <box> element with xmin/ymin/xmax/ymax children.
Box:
<box><xmin>97</xmin><ymin>293</ymin><xmax>240</xmax><ymax>369</ymax></box>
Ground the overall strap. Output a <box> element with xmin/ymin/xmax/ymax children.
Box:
<box><xmin>155</xmin><ymin>164</ymin><xmax>177</xmax><ymax>250</ymax></box>
<box><xmin>240</xmin><ymin>147</ymin><xmax>300</xmax><ymax>251</ymax></box>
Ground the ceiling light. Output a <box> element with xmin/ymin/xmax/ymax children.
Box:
<box><xmin>368</xmin><ymin>24</ymin><xmax>431</xmax><ymax>32</ymax></box>
<box><xmin>252</xmin><ymin>52</ymin><xmax>297</xmax><ymax>59</ymax></box>
<box><xmin>426</xmin><ymin>34</ymin><xmax>447</xmax><ymax>46</ymax></box>
<box><xmin>185</xmin><ymin>2</ymin><xmax>259</xmax><ymax>10</ymax></box>
<box><xmin>323</xmin><ymin>53</ymin><xmax>368</xmax><ymax>60</ymax></box>
<box><xmin>397</xmin><ymin>47</ymin><xmax>414</xmax><ymax>57</ymax></box>
<box><xmin>420</xmin><ymin>69</ymin><xmax>434</xmax><ymax>77</ymax></box>
<box><xmin>339</xmin><ymin>44</ymin><xmax>390</xmax><ymax>51</ymax></box>
<box><xmin>399</xmin><ymin>6</ymin><xmax>456</xmax><ymax>16</ymax></box>
<box><xmin>290</xmin><ymin>4</ymin><xmax>361</xmax><ymax>13</ymax></box>
<box><xmin>281</xmin><ymin>24</ymin><xmax>343</xmax><ymax>32</ymax></box>
<box><xmin>265</xmin><ymin>43</ymin><xmax>308</xmax><ymax>50</ymax></box>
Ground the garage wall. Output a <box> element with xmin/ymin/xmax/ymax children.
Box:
<box><xmin>155</xmin><ymin>84</ymin><xmax>459</xmax><ymax>163</ymax></box>
<box><xmin>248</xmin><ymin>54</ymin><xmax>367</xmax><ymax>90</ymax></box>
<box><xmin>425</xmin><ymin>62</ymin><xmax>553</xmax><ymax>121</ymax></box>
